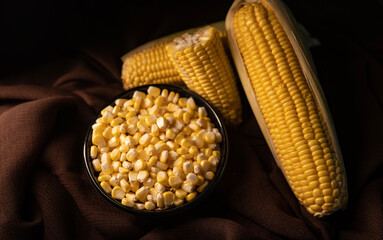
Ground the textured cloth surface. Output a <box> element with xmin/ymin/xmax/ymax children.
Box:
<box><xmin>0</xmin><ymin>0</ymin><xmax>382</xmax><ymax>239</ymax></box>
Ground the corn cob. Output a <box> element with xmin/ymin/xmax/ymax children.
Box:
<box><xmin>121</xmin><ymin>40</ymin><xmax>184</xmax><ymax>90</ymax></box>
<box><xmin>121</xmin><ymin>22</ymin><xmax>227</xmax><ymax>90</ymax></box>
<box><xmin>227</xmin><ymin>0</ymin><xmax>347</xmax><ymax>217</ymax></box>
<box><xmin>166</xmin><ymin>26</ymin><xmax>242</xmax><ymax>126</ymax></box>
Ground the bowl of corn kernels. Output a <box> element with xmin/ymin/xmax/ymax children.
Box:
<box><xmin>83</xmin><ymin>84</ymin><xmax>228</xmax><ymax>216</ymax></box>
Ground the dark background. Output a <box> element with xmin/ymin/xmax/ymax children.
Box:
<box><xmin>1</xmin><ymin>0</ymin><xmax>382</xmax><ymax>239</ymax></box>
<box><xmin>2</xmin><ymin>0</ymin><xmax>381</xmax><ymax>77</ymax></box>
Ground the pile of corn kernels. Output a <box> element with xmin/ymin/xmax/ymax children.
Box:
<box><xmin>90</xmin><ymin>86</ymin><xmax>222</xmax><ymax>210</ymax></box>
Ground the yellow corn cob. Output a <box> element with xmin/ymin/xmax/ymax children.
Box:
<box><xmin>121</xmin><ymin>40</ymin><xmax>184</xmax><ymax>90</ymax></box>
<box><xmin>166</xmin><ymin>26</ymin><xmax>242</xmax><ymax>126</ymax></box>
<box><xmin>121</xmin><ymin>22</ymin><xmax>227</xmax><ymax>90</ymax></box>
<box><xmin>231</xmin><ymin>1</ymin><xmax>347</xmax><ymax>217</ymax></box>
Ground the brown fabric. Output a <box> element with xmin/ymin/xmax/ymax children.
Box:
<box><xmin>0</xmin><ymin>0</ymin><xmax>382</xmax><ymax>239</ymax></box>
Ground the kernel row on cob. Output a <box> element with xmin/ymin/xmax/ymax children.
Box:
<box><xmin>226</xmin><ymin>0</ymin><xmax>347</xmax><ymax>217</ymax></box>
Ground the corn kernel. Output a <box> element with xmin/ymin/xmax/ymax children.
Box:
<box><xmin>157</xmin><ymin>171</ymin><xmax>168</xmax><ymax>186</ymax></box>
<box><xmin>151</xmin><ymin>124</ymin><xmax>159</xmax><ymax>137</ymax></box>
<box><xmin>174</xmin><ymin>120</ymin><xmax>184</xmax><ymax>131</ymax></box>
<box><xmin>110</xmin><ymin>149</ymin><xmax>120</xmax><ymax>161</ymax></box>
<box><xmin>137</xmin><ymin>170</ymin><xmax>149</xmax><ymax>183</ymax></box>
<box><xmin>139</xmin><ymin>133</ymin><xmax>151</xmax><ymax>146</ymax></box>
<box><xmin>196</xmin><ymin>118</ymin><xmax>207</xmax><ymax>128</ymax></box>
<box><xmin>98</xmin><ymin>174</ymin><xmax>111</xmax><ymax>182</ymax></box>
<box><xmin>120</xmin><ymin>179</ymin><xmax>130</xmax><ymax>192</ymax></box>
<box><xmin>168</xmin><ymin>175</ymin><xmax>183</xmax><ymax>188</ymax></box>
<box><xmin>133</xmin><ymin>91</ymin><xmax>146</xmax><ymax>101</ymax></box>
<box><xmin>174</xmin><ymin>109</ymin><xmax>184</xmax><ymax>119</ymax></box>
<box><xmin>92</xmin><ymin>159</ymin><xmax>102</xmax><ymax>172</ymax></box>
<box><xmin>183</xmin><ymin>161</ymin><xmax>193</xmax><ymax>174</ymax></box>
<box><xmin>193</xmin><ymin>136</ymin><xmax>204</xmax><ymax>148</ymax></box>
<box><xmin>213</xmin><ymin>128</ymin><xmax>222</xmax><ymax>143</ymax></box>
<box><xmin>101</xmin><ymin>111</ymin><xmax>114</xmax><ymax>124</ymax></box>
<box><xmin>175</xmin><ymin>189</ymin><xmax>187</xmax><ymax>199</ymax></box>
<box><xmin>186</xmin><ymin>173</ymin><xmax>199</xmax><ymax>185</ymax></box>
<box><xmin>154</xmin><ymin>96</ymin><xmax>164</xmax><ymax>106</ymax></box>
<box><xmin>108</xmin><ymin>137</ymin><xmax>119</xmax><ymax>148</ymax></box>
<box><xmin>126</xmin><ymin>148</ymin><xmax>138</xmax><ymax>162</ymax></box>
<box><xmin>100</xmin><ymin>181</ymin><xmax>112</xmax><ymax>194</ymax></box>
<box><xmin>181</xmin><ymin>182</ymin><xmax>195</xmax><ymax>193</ymax></box>
<box><xmin>180</xmin><ymin>139</ymin><xmax>192</xmax><ymax>148</ymax></box>
<box><xmin>189</xmin><ymin>122</ymin><xmax>200</xmax><ymax>132</ymax></box>
<box><xmin>182</xmin><ymin>112</ymin><xmax>191</xmax><ymax>125</ymax></box>
<box><xmin>129</xmin><ymin>172</ymin><xmax>138</xmax><ymax>183</ymax></box>
<box><xmin>147</xmin><ymin>194</ymin><xmax>155</xmax><ymax>203</ymax></box>
<box><xmin>197</xmin><ymin>181</ymin><xmax>209</xmax><ymax>192</ymax></box>
<box><xmin>94</xmin><ymin>137</ymin><xmax>108</xmax><ymax>153</ymax></box>
<box><xmin>136</xmin><ymin>186</ymin><xmax>149</xmax><ymax>203</ymax></box>
<box><xmin>100</xmin><ymin>152</ymin><xmax>110</xmax><ymax>164</ymax></box>
<box><xmin>125</xmin><ymin>193</ymin><xmax>137</xmax><ymax>203</ymax></box>
<box><xmin>166</xmin><ymin>129</ymin><xmax>176</xmax><ymax>140</ymax></box>
<box><xmin>150</xmin><ymin>172</ymin><xmax>157</xmax><ymax>180</ymax></box>
<box><xmin>200</xmin><ymin>160</ymin><xmax>211</xmax><ymax>173</ymax></box>
<box><xmin>142</xmin><ymin>97</ymin><xmax>153</xmax><ymax>109</ymax></box>
<box><xmin>188</xmin><ymin>146</ymin><xmax>198</xmax><ymax>155</ymax></box>
<box><xmin>145</xmin><ymin>201</ymin><xmax>156</xmax><ymax>210</ymax></box>
<box><xmin>151</xmin><ymin>166</ymin><xmax>160</xmax><ymax>174</ymax></box>
<box><xmin>122</xmin><ymin>161</ymin><xmax>133</xmax><ymax>170</ymax></box>
<box><xmin>90</xmin><ymin>145</ymin><xmax>98</xmax><ymax>159</ymax></box>
<box><xmin>174</xmin><ymin>198</ymin><xmax>184</xmax><ymax>207</ymax></box>
<box><xmin>186</xmin><ymin>192</ymin><xmax>197</xmax><ymax>202</ymax></box>
<box><xmin>168</xmin><ymin>103</ymin><xmax>180</xmax><ymax>112</ymax></box>
<box><xmin>143</xmin><ymin>178</ymin><xmax>155</xmax><ymax>188</ymax></box>
<box><xmin>197</xmin><ymin>175</ymin><xmax>204</xmax><ymax>185</ymax></box>
<box><xmin>187</xmin><ymin>97</ymin><xmax>197</xmax><ymax>110</ymax></box>
<box><xmin>111</xmin><ymin>117</ymin><xmax>123</xmax><ymax>127</ymax></box>
<box><xmin>156</xmin><ymin>161</ymin><xmax>168</xmax><ymax>171</ymax></box>
<box><xmin>208</xmin><ymin>155</ymin><xmax>219</xmax><ymax>167</ymax></box>
<box><xmin>163</xmin><ymin>191</ymin><xmax>175</xmax><ymax>207</ymax></box>
<box><xmin>156</xmin><ymin>117</ymin><xmax>167</xmax><ymax>130</ymax></box>
<box><xmin>134</xmin><ymin>159</ymin><xmax>146</xmax><ymax>172</ymax></box>
<box><xmin>154</xmin><ymin>182</ymin><xmax>165</xmax><ymax>193</ymax></box>
<box><xmin>173</xmin><ymin>166</ymin><xmax>184</xmax><ymax>178</ymax></box>
<box><xmin>167</xmin><ymin>91</ymin><xmax>175</xmax><ymax>102</ymax></box>
<box><xmin>147</xmin><ymin>86</ymin><xmax>161</xmax><ymax>97</ymax></box>
<box><xmin>197</xmin><ymin>153</ymin><xmax>208</xmax><ymax>163</ymax></box>
<box><xmin>169</xmin><ymin>150</ymin><xmax>179</xmax><ymax>161</ymax></box>
<box><xmin>172</xmin><ymin>93</ymin><xmax>180</xmax><ymax>104</ymax></box>
<box><xmin>167</xmin><ymin>170</ymin><xmax>174</xmax><ymax>178</ymax></box>
<box><xmin>121</xmin><ymin>198</ymin><xmax>135</xmax><ymax>207</ymax></box>
<box><xmin>109</xmin><ymin>175</ymin><xmax>119</xmax><ymax>187</ymax></box>
<box><xmin>176</xmin><ymin>147</ymin><xmax>189</xmax><ymax>155</ymax></box>
<box><xmin>101</xmin><ymin>162</ymin><xmax>113</xmax><ymax>175</ymax></box>
<box><xmin>137</xmin><ymin>120</ymin><xmax>149</xmax><ymax>133</ymax></box>
<box><xmin>198</xmin><ymin>107</ymin><xmax>207</xmax><ymax>118</ymax></box>
<box><xmin>183</xmin><ymin>126</ymin><xmax>192</xmax><ymax>136</ymax></box>
<box><xmin>111</xmin><ymin>186</ymin><xmax>125</xmax><ymax>200</ymax></box>
<box><xmin>115</xmin><ymin>98</ymin><xmax>126</xmax><ymax>107</ymax></box>
<box><xmin>157</xmin><ymin>193</ymin><xmax>164</xmax><ymax>208</ymax></box>
<box><xmin>204</xmin><ymin>171</ymin><xmax>214</xmax><ymax>180</ymax></box>
<box><xmin>204</xmin><ymin>132</ymin><xmax>216</xmax><ymax>144</ymax></box>
<box><xmin>111</xmin><ymin>161</ymin><xmax>121</xmax><ymax>172</ymax></box>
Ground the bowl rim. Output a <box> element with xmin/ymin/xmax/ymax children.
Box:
<box><xmin>83</xmin><ymin>84</ymin><xmax>229</xmax><ymax>217</ymax></box>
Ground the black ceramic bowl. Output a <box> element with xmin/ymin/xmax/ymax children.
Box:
<box><xmin>83</xmin><ymin>84</ymin><xmax>228</xmax><ymax>216</ymax></box>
